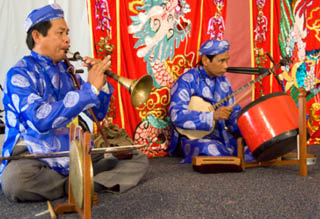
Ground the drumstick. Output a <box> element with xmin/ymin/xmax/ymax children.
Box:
<box><xmin>47</xmin><ymin>201</ymin><xmax>57</xmax><ymax>219</ymax></box>
<box><xmin>232</xmin><ymin>89</ymin><xmax>252</xmax><ymax>106</ymax></box>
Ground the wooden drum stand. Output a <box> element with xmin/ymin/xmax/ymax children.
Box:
<box><xmin>238</xmin><ymin>88</ymin><xmax>314</xmax><ymax>176</ymax></box>
<box><xmin>193</xmin><ymin>88</ymin><xmax>316</xmax><ymax>176</ymax></box>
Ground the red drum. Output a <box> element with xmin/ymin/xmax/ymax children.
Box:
<box><xmin>237</xmin><ymin>92</ymin><xmax>299</xmax><ymax>161</ymax></box>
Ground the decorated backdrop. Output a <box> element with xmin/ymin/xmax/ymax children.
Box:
<box><xmin>87</xmin><ymin>0</ymin><xmax>320</xmax><ymax>157</ymax></box>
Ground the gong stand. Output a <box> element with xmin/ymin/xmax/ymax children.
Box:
<box><xmin>54</xmin><ymin>125</ymin><xmax>96</xmax><ymax>218</ymax></box>
<box><xmin>0</xmin><ymin>127</ymin><xmax>146</xmax><ymax>218</ymax></box>
<box><xmin>238</xmin><ymin>87</ymin><xmax>311</xmax><ymax>176</ymax></box>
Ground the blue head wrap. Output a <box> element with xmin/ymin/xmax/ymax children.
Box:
<box><xmin>24</xmin><ymin>4</ymin><xmax>64</xmax><ymax>33</ymax></box>
<box><xmin>199</xmin><ymin>39</ymin><xmax>230</xmax><ymax>56</ymax></box>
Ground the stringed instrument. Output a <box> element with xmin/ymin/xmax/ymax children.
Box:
<box><xmin>175</xmin><ymin>59</ymin><xmax>290</xmax><ymax>140</ymax></box>
<box><xmin>175</xmin><ymin>89</ymin><xmax>251</xmax><ymax>140</ymax></box>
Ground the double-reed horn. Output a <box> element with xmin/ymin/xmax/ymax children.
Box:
<box><xmin>67</xmin><ymin>51</ymin><xmax>153</xmax><ymax>107</ymax></box>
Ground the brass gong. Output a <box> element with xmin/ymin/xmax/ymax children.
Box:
<box><xmin>69</xmin><ymin>139</ymin><xmax>94</xmax><ymax>209</ymax></box>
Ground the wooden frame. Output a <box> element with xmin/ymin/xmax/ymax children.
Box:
<box><xmin>54</xmin><ymin>125</ymin><xmax>97</xmax><ymax>218</ymax></box>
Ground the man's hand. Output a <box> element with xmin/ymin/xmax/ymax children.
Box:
<box><xmin>83</xmin><ymin>55</ymin><xmax>111</xmax><ymax>91</ymax></box>
<box><xmin>214</xmin><ymin>105</ymin><xmax>233</xmax><ymax>120</ymax></box>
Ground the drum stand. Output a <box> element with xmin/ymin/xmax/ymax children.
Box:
<box><xmin>239</xmin><ymin>88</ymin><xmax>313</xmax><ymax>176</ymax></box>
<box><xmin>54</xmin><ymin>125</ymin><xmax>97</xmax><ymax>218</ymax></box>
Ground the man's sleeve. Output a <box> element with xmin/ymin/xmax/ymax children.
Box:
<box><xmin>169</xmin><ymin>75</ymin><xmax>213</xmax><ymax>132</ymax></box>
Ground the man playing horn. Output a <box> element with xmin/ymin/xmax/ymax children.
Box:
<box><xmin>1</xmin><ymin>3</ymin><xmax>148</xmax><ymax>202</ymax></box>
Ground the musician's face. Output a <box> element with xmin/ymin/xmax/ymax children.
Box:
<box><xmin>203</xmin><ymin>51</ymin><xmax>230</xmax><ymax>78</ymax></box>
<box><xmin>33</xmin><ymin>18</ymin><xmax>70</xmax><ymax>63</ymax></box>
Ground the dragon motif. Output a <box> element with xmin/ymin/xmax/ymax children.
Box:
<box><xmin>128</xmin><ymin>0</ymin><xmax>192</xmax><ymax>156</ymax></box>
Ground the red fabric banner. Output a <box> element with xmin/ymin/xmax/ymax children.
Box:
<box><xmin>87</xmin><ymin>0</ymin><xmax>320</xmax><ymax>154</ymax></box>
<box><xmin>87</xmin><ymin>0</ymin><xmax>229</xmax><ymax>157</ymax></box>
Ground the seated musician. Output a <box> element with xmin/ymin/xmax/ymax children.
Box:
<box><xmin>1</xmin><ymin>4</ymin><xmax>148</xmax><ymax>202</ymax></box>
<box><xmin>168</xmin><ymin>39</ymin><xmax>254</xmax><ymax>163</ymax></box>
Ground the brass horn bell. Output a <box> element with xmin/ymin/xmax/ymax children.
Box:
<box><xmin>104</xmin><ymin>70</ymin><xmax>153</xmax><ymax>107</ymax></box>
<box><xmin>68</xmin><ymin>51</ymin><xmax>153</xmax><ymax>107</ymax></box>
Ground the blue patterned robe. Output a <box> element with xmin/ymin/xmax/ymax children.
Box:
<box><xmin>1</xmin><ymin>51</ymin><xmax>113</xmax><ymax>186</ymax></box>
<box><xmin>169</xmin><ymin>65</ymin><xmax>253</xmax><ymax>163</ymax></box>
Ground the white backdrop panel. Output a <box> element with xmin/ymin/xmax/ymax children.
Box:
<box><xmin>0</xmin><ymin>0</ymin><xmax>92</xmax><ymax>110</ymax></box>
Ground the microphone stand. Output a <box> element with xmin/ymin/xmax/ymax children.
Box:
<box><xmin>227</xmin><ymin>53</ymin><xmax>290</xmax><ymax>92</ymax></box>
<box><xmin>266</xmin><ymin>52</ymin><xmax>286</xmax><ymax>92</ymax></box>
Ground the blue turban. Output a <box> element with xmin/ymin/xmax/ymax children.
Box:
<box><xmin>199</xmin><ymin>39</ymin><xmax>230</xmax><ymax>56</ymax></box>
<box><xmin>24</xmin><ymin>4</ymin><xmax>64</xmax><ymax>33</ymax></box>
